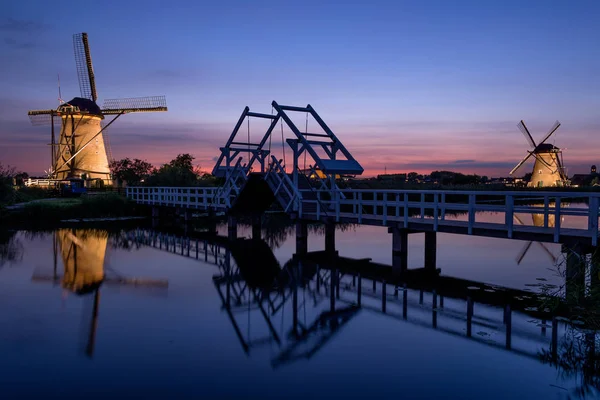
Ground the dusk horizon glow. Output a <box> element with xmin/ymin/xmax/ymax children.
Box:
<box><xmin>1</xmin><ymin>0</ymin><xmax>598</xmax><ymax>178</ymax></box>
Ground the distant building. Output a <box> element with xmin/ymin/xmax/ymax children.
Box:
<box><xmin>571</xmin><ymin>165</ymin><xmax>599</xmax><ymax>187</ymax></box>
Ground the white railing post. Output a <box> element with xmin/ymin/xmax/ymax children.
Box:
<box><xmin>543</xmin><ymin>195</ymin><xmax>549</xmax><ymax>228</ymax></box>
<box><xmin>395</xmin><ymin>193</ymin><xmax>400</xmax><ymax>218</ymax></box>
<box><xmin>441</xmin><ymin>193</ymin><xmax>446</xmax><ymax>220</ymax></box>
<box><xmin>505</xmin><ymin>195</ymin><xmax>514</xmax><ymax>239</ymax></box>
<box><xmin>358</xmin><ymin>192</ymin><xmax>362</xmax><ymax>224</ymax></box>
<box><xmin>403</xmin><ymin>193</ymin><xmax>409</xmax><ymax>227</ymax></box>
<box><xmin>420</xmin><ymin>193</ymin><xmax>425</xmax><ymax>219</ymax></box>
<box><xmin>468</xmin><ymin>194</ymin><xmax>475</xmax><ymax>235</ymax></box>
<box><xmin>589</xmin><ymin>196</ymin><xmax>599</xmax><ymax>246</ymax></box>
<box><xmin>554</xmin><ymin>198</ymin><xmax>561</xmax><ymax>242</ymax></box>
<box><xmin>433</xmin><ymin>192</ymin><xmax>439</xmax><ymax>231</ymax></box>
<box><xmin>383</xmin><ymin>193</ymin><xmax>387</xmax><ymax>225</ymax></box>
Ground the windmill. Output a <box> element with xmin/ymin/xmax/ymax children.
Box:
<box><xmin>509</xmin><ymin>120</ymin><xmax>568</xmax><ymax>188</ymax></box>
<box><xmin>27</xmin><ymin>33</ymin><xmax>167</xmax><ymax>185</ymax></box>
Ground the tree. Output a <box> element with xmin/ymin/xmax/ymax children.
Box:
<box><xmin>110</xmin><ymin>158</ymin><xmax>155</xmax><ymax>186</ymax></box>
<box><xmin>407</xmin><ymin>172</ymin><xmax>419</xmax><ymax>182</ymax></box>
<box><xmin>522</xmin><ymin>172</ymin><xmax>533</xmax><ymax>182</ymax></box>
<box><xmin>147</xmin><ymin>154</ymin><xmax>202</xmax><ymax>186</ymax></box>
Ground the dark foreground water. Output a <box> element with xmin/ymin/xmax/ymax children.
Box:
<box><xmin>0</xmin><ymin>211</ymin><xmax>598</xmax><ymax>399</ymax></box>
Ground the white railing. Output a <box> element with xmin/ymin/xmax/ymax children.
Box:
<box><xmin>301</xmin><ymin>189</ymin><xmax>600</xmax><ymax>245</ymax></box>
<box><xmin>24</xmin><ymin>178</ymin><xmax>55</xmax><ymax>187</ymax></box>
<box><xmin>265</xmin><ymin>156</ymin><xmax>302</xmax><ymax>215</ymax></box>
<box><xmin>212</xmin><ymin>158</ymin><xmax>249</xmax><ymax>208</ymax></box>
<box><xmin>126</xmin><ymin>186</ymin><xmax>222</xmax><ymax>209</ymax></box>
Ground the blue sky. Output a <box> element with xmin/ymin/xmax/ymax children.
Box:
<box><xmin>1</xmin><ymin>0</ymin><xmax>598</xmax><ymax>176</ymax></box>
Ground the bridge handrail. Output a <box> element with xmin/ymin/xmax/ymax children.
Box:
<box><xmin>265</xmin><ymin>156</ymin><xmax>303</xmax><ymax>215</ymax></box>
<box><xmin>126</xmin><ymin>186</ymin><xmax>221</xmax><ymax>209</ymax></box>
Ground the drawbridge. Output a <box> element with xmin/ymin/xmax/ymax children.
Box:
<box><xmin>210</xmin><ymin>101</ymin><xmax>363</xmax><ymax>216</ymax></box>
<box><xmin>127</xmin><ymin>101</ymin><xmax>600</xmax><ymax>248</ymax></box>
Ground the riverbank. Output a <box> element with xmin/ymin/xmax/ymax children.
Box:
<box><xmin>0</xmin><ymin>193</ymin><xmax>145</xmax><ymax>228</ymax></box>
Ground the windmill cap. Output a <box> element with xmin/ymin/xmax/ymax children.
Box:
<box><xmin>59</xmin><ymin>97</ymin><xmax>102</xmax><ymax>116</ymax></box>
<box><xmin>536</xmin><ymin>143</ymin><xmax>559</xmax><ymax>152</ymax></box>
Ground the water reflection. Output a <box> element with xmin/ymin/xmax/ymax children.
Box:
<box><xmin>3</xmin><ymin>220</ymin><xmax>600</xmax><ymax>398</ymax></box>
<box><xmin>131</xmin><ymin>228</ymin><xmax>599</xmax><ymax>397</ymax></box>
<box><xmin>0</xmin><ymin>230</ymin><xmax>23</xmax><ymax>268</ymax></box>
<box><xmin>514</xmin><ymin>203</ymin><xmax>561</xmax><ymax>265</ymax></box>
<box><xmin>27</xmin><ymin>228</ymin><xmax>169</xmax><ymax>358</ymax></box>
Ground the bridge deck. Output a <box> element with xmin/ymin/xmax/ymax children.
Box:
<box><xmin>127</xmin><ymin>186</ymin><xmax>600</xmax><ymax>246</ymax></box>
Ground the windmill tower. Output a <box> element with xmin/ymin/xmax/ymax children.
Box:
<box><xmin>509</xmin><ymin>120</ymin><xmax>568</xmax><ymax>188</ymax></box>
<box><xmin>27</xmin><ymin>33</ymin><xmax>167</xmax><ymax>185</ymax></box>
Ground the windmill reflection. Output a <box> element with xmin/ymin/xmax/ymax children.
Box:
<box><xmin>514</xmin><ymin>203</ymin><xmax>562</xmax><ymax>265</ymax></box>
<box><xmin>31</xmin><ymin>228</ymin><xmax>168</xmax><ymax>357</ymax></box>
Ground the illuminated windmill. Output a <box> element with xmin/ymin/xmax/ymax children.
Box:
<box><xmin>27</xmin><ymin>33</ymin><xmax>167</xmax><ymax>185</ymax></box>
<box><xmin>509</xmin><ymin>120</ymin><xmax>568</xmax><ymax>188</ymax></box>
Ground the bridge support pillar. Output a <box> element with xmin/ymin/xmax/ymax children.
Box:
<box><xmin>424</xmin><ymin>231</ymin><xmax>437</xmax><ymax>271</ymax></box>
<box><xmin>228</xmin><ymin>216</ymin><xmax>237</xmax><ymax>241</ymax></box>
<box><xmin>296</xmin><ymin>221</ymin><xmax>308</xmax><ymax>256</ymax></box>
<box><xmin>391</xmin><ymin>227</ymin><xmax>408</xmax><ymax>275</ymax></box>
<box><xmin>252</xmin><ymin>214</ymin><xmax>262</xmax><ymax>240</ymax></box>
<box><xmin>563</xmin><ymin>243</ymin><xmax>587</xmax><ymax>303</ymax></box>
<box><xmin>325</xmin><ymin>222</ymin><xmax>336</xmax><ymax>255</ymax></box>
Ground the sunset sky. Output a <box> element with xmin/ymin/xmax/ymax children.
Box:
<box><xmin>1</xmin><ymin>0</ymin><xmax>598</xmax><ymax>178</ymax></box>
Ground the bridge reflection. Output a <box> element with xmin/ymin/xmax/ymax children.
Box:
<box><xmin>130</xmin><ymin>228</ymin><xmax>597</xmax><ymax>378</ymax></box>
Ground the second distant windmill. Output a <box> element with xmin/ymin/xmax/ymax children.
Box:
<box><xmin>509</xmin><ymin>120</ymin><xmax>568</xmax><ymax>187</ymax></box>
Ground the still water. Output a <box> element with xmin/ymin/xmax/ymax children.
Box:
<box><xmin>0</xmin><ymin>210</ymin><xmax>597</xmax><ymax>399</ymax></box>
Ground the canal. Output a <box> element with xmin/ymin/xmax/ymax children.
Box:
<box><xmin>0</xmin><ymin>209</ymin><xmax>597</xmax><ymax>399</ymax></box>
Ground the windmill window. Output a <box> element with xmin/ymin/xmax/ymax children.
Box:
<box><xmin>538</xmin><ymin>170</ymin><xmax>542</xmax><ymax>174</ymax></box>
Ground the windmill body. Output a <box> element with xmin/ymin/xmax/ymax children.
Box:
<box><xmin>28</xmin><ymin>33</ymin><xmax>167</xmax><ymax>186</ymax></box>
<box><xmin>529</xmin><ymin>144</ymin><xmax>566</xmax><ymax>188</ymax></box>
<box><xmin>510</xmin><ymin>120</ymin><xmax>568</xmax><ymax>188</ymax></box>
<box><xmin>54</xmin><ymin>98</ymin><xmax>111</xmax><ymax>182</ymax></box>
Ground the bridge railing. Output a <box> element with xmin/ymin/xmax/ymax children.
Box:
<box><xmin>126</xmin><ymin>186</ymin><xmax>222</xmax><ymax>209</ymax></box>
<box><xmin>302</xmin><ymin>189</ymin><xmax>600</xmax><ymax>244</ymax></box>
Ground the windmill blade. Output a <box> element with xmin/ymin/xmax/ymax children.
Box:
<box><xmin>537</xmin><ymin>120</ymin><xmax>561</xmax><ymax>146</ymax></box>
<box><xmin>27</xmin><ymin>110</ymin><xmax>61</xmax><ymax>126</ymax></box>
<box><xmin>102</xmin><ymin>96</ymin><xmax>168</xmax><ymax>114</ymax></box>
<box><xmin>517</xmin><ymin>120</ymin><xmax>536</xmax><ymax>148</ymax></box>
<box><xmin>516</xmin><ymin>241</ymin><xmax>533</xmax><ymax>265</ymax></box>
<box><xmin>509</xmin><ymin>152</ymin><xmax>534</xmax><ymax>175</ymax></box>
<box><xmin>73</xmin><ymin>33</ymin><xmax>97</xmax><ymax>102</ymax></box>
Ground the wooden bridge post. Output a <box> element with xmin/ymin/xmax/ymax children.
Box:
<box><xmin>391</xmin><ymin>227</ymin><xmax>408</xmax><ymax>276</ymax></box>
<box><xmin>228</xmin><ymin>216</ymin><xmax>237</xmax><ymax>241</ymax></box>
<box><xmin>252</xmin><ymin>214</ymin><xmax>262</xmax><ymax>240</ymax></box>
<box><xmin>325</xmin><ymin>222</ymin><xmax>336</xmax><ymax>255</ymax></box>
<box><xmin>424</xmin><ymin>231</ymin><xmax>437</xmax><ymax>271</ymax></box>
<box><xmin>563</xmin><ymin>243</ymin><xmax>588</xmax><ymax>303</ymax></box>
<box><xmin>296</xmin><ymin>221</ymin><xmax>308</xmax><ymax>256</ymax></box>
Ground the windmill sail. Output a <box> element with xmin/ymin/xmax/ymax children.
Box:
<box><xmin>73</xmin><ymin>33</ymin><xmax>97</xmax><ymax>102</ymax></box>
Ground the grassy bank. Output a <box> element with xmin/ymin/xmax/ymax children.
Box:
<box><xmin>0</xmin><ymin>193</ymin><xmax>144</xmax><ymax>228</ymax></box>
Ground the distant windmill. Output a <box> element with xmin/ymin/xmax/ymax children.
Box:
<box><xmin>27</xmin><ymin>33</ymin><xmax>167</xmax><ymax>185</ymax></box>
<box><xmin>509</xmin><ymin>120</ymin><xmax>568</xmax><ymax>188</ymax></box>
